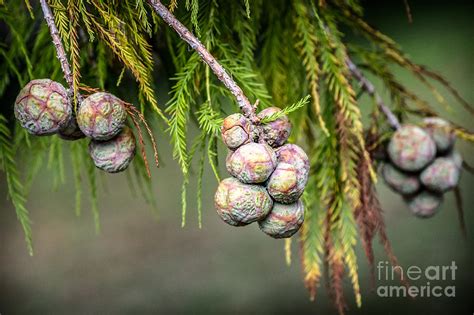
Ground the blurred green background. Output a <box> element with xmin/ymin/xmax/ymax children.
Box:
<box><xmin>0</xmin><ymin>1</ymin><xmax>473</xmax><ymax>314</ymax></box>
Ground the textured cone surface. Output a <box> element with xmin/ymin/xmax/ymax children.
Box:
<box><xmin>89</xmin><ymin>126</ymin><xmax>136</xmax><ymax>173</ymax></box>
<box><xmin>257</xmin><ymin>107</ymin><xmax>292</xmax><ymax>148</ymax></box>
<box><xmin>58</xmin><ymin>114</ymin><xmax>85</xmax><ymax>140</ymax></box>
<box><xmin>14</xmin><ymin>79</ymin><xmax>71</xmax><ymax>135</ymax></box>
<box><xmin>258</xmin><ymin>199</ymin><xmax>304</xmax><ymax>238</ymax></box>
<box><xmin>420</xmin><ymin>157</ymin><xmax>460</xmax><ymax>192</ymax></box>
<box><xmin>267</xmin><ymin>162</ymin><xmax>305</xmax><ymax>204</ymax></box>
<box><xmin>422</xmin><ymin>117</ymin><xmax>455</xmax><ymax>153</ymax></box>
<box><xmin>221</xmin><ymin>113</ymin><xmax>254</xmax><ymax>150</ymax></box>
<box><xmin>276</xmin><ymin>144</ymin><xmax>310</xmax><ymax>182</ymax></box>
<box><xmin>381</xmin><ymin>163</ymin><xmax>420</xmax><ymax>195</ymax></box>
<box><xmin>214</xmin><ymin>177</ymin><xmax>273</xmax><ymax>226</ymax></box>
<box><xmin>406</xmin><ymin>191</ymin><xmax>443</xmax><ymax>218</ymax></box>
<box><xmin>227</xmin><ymin>143</ymin><xmax>277</xmax><ymax>183</ymax></box>
<box><xmin>388</xmin><ymin>125</ymin><xmax>436</xmax><ymax>171</ymax></box>
<box><xmin>78</xmin><ymin>92</ymin><xmax>127</xmax><ymax>140</ymax></box>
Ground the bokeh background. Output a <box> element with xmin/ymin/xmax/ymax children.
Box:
<box><xmin>1</xmin><ymin>1</ymin><xmax>473</xmax><ymax>314</ymax></box>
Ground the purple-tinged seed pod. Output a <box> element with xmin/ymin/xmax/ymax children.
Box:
<box><xmin>420</xmin><ymin>157</ymin><xmax>461</xmax><ymax>192</ymax></box>
<box><xmin>276</xmin><ymin>144</ymin><xmax>310</xmax><ymax>181</ymax></box>
<box><xmin>422</xmin><ymin>117</ymin><xmax>455</xmax><ymax>153</ymax></box>
<box><xmin>214</xmin><ymin>177</ymin><xmax>273</xmax><ymax>226</ymax></box>
<box><xmin>221</xmin><ymin>113</ymin><xmax>255</xmax><ymax>150</ymax></box>
<box><xmin>387</xmin><ymin>125</ymin><xmax>436</xmax><ymax>172</ymax></box>
<box><xmin>77</xmin><ymin>92</ymin><xmax>127</xmax><ymax>141</ymax></box>
<box><xmin>267</xmin><ymin>162</ymin><xmax>306</xmax><ymax>204</ymax></box>
<box><xmin>381</xmin><ymin>163</ymin><xmax>420</xmax><ymax>195</ymax></box>
<box><xmin>258</xmin><ymin>199</ymin><xmax>304</xmax><ymax>238</ymax></box>
<box><xmin>14</xmin><ymin>79</ymin><xmax>72</xmax><ymax>135</ymax></box>
<box><xmin>257</xmin><ymin>107</ymin><xmax>292</xmax><ymax>148</ymax></box>
<box><xmin>226</xmin><ymin>143</ymin><xmax>277</xmax><ymax>184</ymax></box>
<box><xmin>89</xmin><ymin>126</ymin><xmax>136</xmax><ymax>173</ymax></box>
<box><xmin>405</xmin><ymin>191</ymin><xmax>443</xmax><ymax>218</ymax></box>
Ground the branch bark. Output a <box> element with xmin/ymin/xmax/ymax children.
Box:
<box><xmin>147</xmin><ymin>0</ymin><xmax>259</xmax><ymax>124</ymax></box>
<box><xmin>39</xmin><ymin>0</ymin><xmax>82</xmax><ymax>102</ymax></box>
<box><xmin>346</xmin><ymin>57</ymin><xmax>401</xmax><ymax>130</ymax></box>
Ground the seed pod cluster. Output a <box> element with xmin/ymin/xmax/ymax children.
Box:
<box><xmin>14</xmin><ymin>80</ymin><xmax>136</xmax><ymax>173</ymax></box>
<box><xmin>215</xmin><ymin>107</ymin><xmax>309</xmax><ymax>238</ymax></box>
<box><xmin>382</xmin><ymin>118</ymin><xmax>462</xmax><ymax>218</ymax></box>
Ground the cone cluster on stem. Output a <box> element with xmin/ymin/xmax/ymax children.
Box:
<box><xmin>215</xmin><ymin>107</ymin><xmax>309</xmax><ymax>238</ymax></box>
<box><xmin>381</xmin><ymin>118</ymin><xmax>463</xmax><ymax>218</ymax></box>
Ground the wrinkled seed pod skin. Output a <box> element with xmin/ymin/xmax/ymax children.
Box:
<box><xmin>258</xmin><ymin>200</ymin><xmax>304</xmax><ymax>238</ymax></box>
<box><xmin>221</xmin><ymin>113</ymin><xmax>254</xmax><ymax>150</ymax></box>
<box><xmin>257</xmin><ymin>107</ymin><xmax>292</xmax><ymax>148</ymax></box>
<box><xmin>58</xmin><ymin>114</ymin><xmax>85</xmax><ymax>140</ymax></box>
<box><xmin>381</xmin><ymin>163</ymin><xmax>420</xmax><ymax>195</ymax></box>
<box><xmin>422</xmin><ymin>117</ymin><xmax>455</xmax><ymax>153</ymax></box>
<box><xmin>89</xmin><ymin>126</ymin><xmax>136</xmax><ymax>173</ymax></box>
<box><xmin>226</xmin><ymin>143</ymin><xmax>277</xmax><ymax>184</ymax></box>
<box><xmin>276</xmin><ymin>144</ymin><xmax>310</xmax><ymax>181</ymax></box>
<box><xmin>406</xmin><ymin>191</ymin><xmax>443</xmax><ymax>218</ymax></box>
<box><xmin>214</xmin><ymin>177</ymin><xmax>273</xmax><ymax>226</ymax></box>
<box><xmin>267</xmin><ymin>162</ymin><xmax>306</xmax><ymax>204</ymax></box>
<box><xmin>14</xmin><ymin>79</ymin><xmax>72</xmax><ymax>135</ymax></box>
<box><xmin>420</xmin><ymin>157</ymin><xmax>460</xmax><ymax>192</ymax></box>
<box><xmin>387</xmin><ymin>125</ymin><xmax>436</xmax><ymax>172</ymax></box>
<box><xmin>78</xmin><ymin>92</ymin><xmax>127</xmax><ymax>140</ymax></box>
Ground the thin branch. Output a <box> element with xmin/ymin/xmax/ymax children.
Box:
<box><xmin>346</xmin><ymin>57</ymin><xmax>401</xmax><ymax>130</ymax></box>
<box><xmin>453</xmin><ymin>187</ymin><xmax>467</xmax><ymax>240</ymax></box>
<box><xmin>147</xmin><ymin>0</ymin><xmax>259</xmax><ymax>124</ymax></box>
<box><xmin>40</xmin><ymin>0</ymin><xmax>83</xmax><ymax>102</ymax></box>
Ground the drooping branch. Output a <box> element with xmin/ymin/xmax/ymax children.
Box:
<box><xmin>39</xmin><ymin>0</ymin><xmax>82</xmax><ymax>102</ymax></box>
<box><xmin>147</xmin><ymin>0</ymin><xmax>259</xmax><ymax>124</ymax></box>
<box><xmin>346</xmin><ymin>57</ymin><xmax>401</xmax><ymax>130</ymax></box>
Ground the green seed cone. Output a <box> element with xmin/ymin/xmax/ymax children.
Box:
<box><xmin>214</xmin><ymin>177</ymin><xmax>273</xmax><ymax>226</ymax></box>
<box><xmin>258</xmin><ymin>199</ymin><xmax>304</xmax><ymax>238</ymax></box>
<box><xmin>14</xmin><ymin>79</ymin><xmax>72</xmax><ymax>135</ymax></box>
<box><xmin>78</xmin><ymin>92</ymin><xmax>127</xmax><ymax>140</ymax></box>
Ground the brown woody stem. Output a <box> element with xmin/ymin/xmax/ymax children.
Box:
<box><xmin>346</xmin><ymin>57</ymin><xmax>401</xmax><ymax>130</ymax></box>
<box><xmin>147</xmin><ymin>0</ymin><xmax>259</xmax><ymax>124</ymax></box>
<box><xmin>39</xmin><ymin>0</ymin><xmax>82</xmax><ymax>103</ymax></box>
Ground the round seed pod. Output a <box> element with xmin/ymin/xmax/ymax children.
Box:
<box><xmin>221</xmin><ymin>113</ymin><xmax>255</xmax><ymax>150</ymax></box>
<box><xmin>405</xmin><ymin>191</ymin><xmax>443</xmax><ymax>218</ymax></box>
<box><xmin>214</xmin><ymin>177</ymin><xmax>273</xmax><ymax>226</ymax></box>
<box><xmin>226</xmin><ymin>142</ymin><xmax>277</xmax><ymax>184</ymax></box>
<box><xmin>77</xmin><ymin>92</ymin><xmax>127</xmax><ymax>140</ymax></box>
<box><xmin>387</xmin><ymin>125</ymin><xmax>436</xmax><ymax>172</ymax></box>
<box><xmin>267</xmin><ymin>162</ymin><xmax>306</xmax><ymax>204</ymax></box>
<box><xmin>276</xmin><ymin>144</ymin><xmax>310</xmax><ymax>180</ymax></box>
<box><xmin>446</xmin><ymin>149</ymin><xmax>463</xmax><ymax>169</ymax></box>
<box><xmin>422</xmin><ymin>117</ymin><xmax>455</xmax><ymax>153</ymax></box>
<box><xmin>58</xmin><ymin>114</ymin><xmax>85</xmax><ymax>140</ymax></box>
<box><xmin>381</xmin><ymin>163</ymin><xmax>420</xmax><ymax>195</ymax></box>
<box><xmin>420</xmin><ymin>157</ymin><xmax>461</xmax><ymax>192</ymax></box>
<box><xmin>14</xmin><ymin>79</ymin><xmax>72</xmax><ymax>135</ymax></box>
<box><xmin>257</xmin><ymin>107</ymin><xmax>292</xmax><ymax>148</ymax></box>
<box><xmin>88</xmin><ymin>126</ymin><xmax>136</xmax><ymax>173</ymax></box>
<box><xmin>258</xmin><ymin>199</ymin><xmax>304</xmax><ymax>239</ymax></box>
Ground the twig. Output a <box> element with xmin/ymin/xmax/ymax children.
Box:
<box><xmin>147</xmin><ymin>0</ymin><xmax>259</xmax><ymax>124</ymax></box>
<box><xmin>346</xmin><ymin>57</ymin><xmax>401</xmax><ymax>130</ymax></box>
<box><xmin>39</xmin><ymin>0</ymin><xmax>83</xmax><ymax>103</ymax></box>
<box><xmin>453</xmin><ymin>187</ymin><xmax>467</xmax><ymax>240</ymax></box>
<box><xmin>403</xmin><ymin>0</ymin><xmax>413</xmax><ymax>24</ymax></box>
